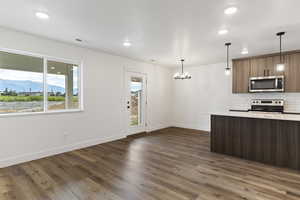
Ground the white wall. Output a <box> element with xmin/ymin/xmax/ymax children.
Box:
<box><xmin>0</xmin><ymin>27</ymin><xmax>172</xmax><ymax>168</ymax></box>
<box><xmin>171</xmin><ymin>62</ymin><xmax>300</xmax><ymax>131</ymax></box>
<box><xmin>3</xmin><ymin>27</ymin><xmax>300</xmax><ymax>168</ymax></box>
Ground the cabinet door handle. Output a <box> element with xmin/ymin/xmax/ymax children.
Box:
<box><xmin>264</xmin><ymin>70</ymin><xmax>266</xmax><ymax>76</ymax></box>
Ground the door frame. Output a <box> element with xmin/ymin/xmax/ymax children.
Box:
<box><xmin>124</xmin><ymin>70</ymin><xmax>148</xmax><ymax>136</ymax></box>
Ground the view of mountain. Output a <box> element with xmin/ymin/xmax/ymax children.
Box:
<box><xmin>0</xmin><ymin>79</ymin><xmax>65</xmax><ymax>93</ymax></box>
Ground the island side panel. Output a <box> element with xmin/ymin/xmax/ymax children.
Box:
<box><xmin>276</xmin><ymin>120</ymin><xmax>300</xmax><ymax>169</ymax></box>
<box><xmin>211</xmin><ymin>115</ymin><xmax>226</xmax><ymax>154</ymax></box>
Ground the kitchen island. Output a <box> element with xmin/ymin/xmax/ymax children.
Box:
<box><xmin>211</xmin><ymin>112</ymin><xmax>300</xmax><ymax>170</ymax></box>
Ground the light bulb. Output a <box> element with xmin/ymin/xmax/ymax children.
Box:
<box><xmin>173</xmin><ymin>72</ymin><xmax>179</xmax><ymax>78</ymax></box>
<box><xmin>241</xmin><ymin>48</ymin><xmax>249</xmax><ymax>55</ymax></box>
<box><xmin>225</xmin><ymin>68</ymin><xmax>231</xmax><ymax>76</ymax></box>
<box><xmin>218</xmin><ymin>29</ymin><xmax>228</xmax><ymax>35</ymax></box>
<box><xmin>123</xmin><ymin>41</ymin><xmax>132</xmax><ymax>47</ymax></box>
<box><xmin>184</xmin><ymin>72</ymin><xmax>192</xmax><ymax>79</ymax></box>
<box><xmin>224</xmin><ymin>7</ymin><xmax>238</xmax><ymax>15</ymax></box>
<box><xmin>35</xmin><ymin>12</ymin><xmax>49</xmax><ymax>20</ymax></box>
<box><xmin>276</xmin><ymin>63</ymin><xmax>285</xmax><ymax>72</ymax></box>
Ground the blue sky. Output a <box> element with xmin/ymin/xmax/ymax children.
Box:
<box><xmin>131</xmin><ymin>81</ymin><xmax>142</xmax><ymax>92</ymax></box>
<box><xmin>0</xmin><ymin>67</ymin><xmax>139</xmax><ymax>92</ymax></box>
<box><xmin>0</xmin><ymin>68</ymin><xmax>78</xmax><ymax>88</ymax></box>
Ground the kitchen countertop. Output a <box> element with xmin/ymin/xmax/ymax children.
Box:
<box><xmin>211</xmin><ymin>111</ymin><xmax>300</xmax><ymax>121</ymax></box>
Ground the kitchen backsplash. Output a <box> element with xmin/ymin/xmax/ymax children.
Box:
<box><xmin>230</xmin><ymin>93</ymin><xmax>300</xmax><ymax>112</ymax></box>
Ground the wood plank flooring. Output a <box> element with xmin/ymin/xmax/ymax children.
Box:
<box><xmin>1</xmin><ymin>127</ymin><xmax>300</xmax><ymax>200</ymax></box>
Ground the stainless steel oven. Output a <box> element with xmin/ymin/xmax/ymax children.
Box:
<box><xmin>249</xmin><ymin>76</ymin><xmax>284</xmax><ymax>93</ymax></box>
<box><xmin>250</xmin><ymin>99</ymin><xmax>284</xmax><ymax>112</ymax></box>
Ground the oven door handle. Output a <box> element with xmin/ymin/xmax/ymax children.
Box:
<box><xmin>275</xmin><ymin>78</ymin><xmax>278</xmax><ymax>89</ymax></box>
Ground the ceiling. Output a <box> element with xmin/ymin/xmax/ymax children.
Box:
<box><xmin>1</xmin><ymin>0</ymin><xmax>300</xmax><ymax>67</ymax></box>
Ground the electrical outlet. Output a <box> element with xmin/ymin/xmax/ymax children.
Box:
<box><xmin>63</xmin><ymin>132</ymin><xmax>69</xmax><ymax>142</ymax></box>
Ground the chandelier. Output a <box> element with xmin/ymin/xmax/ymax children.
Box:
<box><xmin>173</xmin><ymin>59</ymin><xmax>191</xmax><ymax>80</ymax></box>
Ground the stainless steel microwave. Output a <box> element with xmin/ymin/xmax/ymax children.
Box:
<box><xmin>249</xmin><ymin>76</ymin><xmax>284</xmax><ymax>93</ymax></box>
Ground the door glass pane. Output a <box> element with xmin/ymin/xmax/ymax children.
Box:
<box><xmin>0</xmin><ymin>51</ymin><xmax>44</xmax><ymax>113</ymax></box>
<box><xmin>130</xmin><ymin>77</ymin><xmax>142</xmax><ymax>126</ymax></box>
<box><xmin>47</xmin><ymin>60</ymin><xmax>79</xmax><ymax>110</ymax></box>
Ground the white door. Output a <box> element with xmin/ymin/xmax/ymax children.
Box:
<box><xmin>125</xmin><ymin>72</ymin><xmax>147</xmax><ymax>135</ymax></box>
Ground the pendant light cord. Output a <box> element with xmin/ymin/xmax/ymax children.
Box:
<box><xmin>280</xmin><ymin>34</ymin><xmax>282</xmax><ymax>63</ymax></box>
<box><xmin>225</xmin><ymin>43</ymin><xmax>231</xmax><ymax>69</ymax></box>
<box><xmin>277</xmin><ymin>32</ymin><xmax>285</xmax><ymax>63</ymax></box>
<box><xmin>227</xmin><ymin>45</ymin><xmax>229</xmax><ymax>68</ymax></box>
<box><xmin>181</xmin><ymin>59</ymin><xmax>184</xmax><ymax>74</ymax></box>
<box><xmin>181</xmin><ymin>60</ymin><xmax>183</xmax><ymax>74</ymax></box>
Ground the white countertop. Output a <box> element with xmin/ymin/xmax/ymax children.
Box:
<box><xmin>212</xmin><ymin>111</ymin><xmax>300</xmax><ymax>121</ymax></box>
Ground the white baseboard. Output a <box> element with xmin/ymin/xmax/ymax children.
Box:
<box><xmin>171</xmin><ymin>122</ymin><xmax>210</xmax><ymax>132</ymax></box>
<box><xmin>147</xmin><ymin>124</ymin><xmax>171</xmax><ymax>132</ymax></box>
<box><xmin>0</xmin><ymin>134</ymin><xmax>126</xmax><ymax>168</ymax></box>
<box><xmin>0</xmin><ymin>124</ymin><xmax>172</xmax><ymax>168</ymax></box>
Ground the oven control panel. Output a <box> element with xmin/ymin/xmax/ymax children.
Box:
<box><xmin>251</xmin><ymin>99</ymin><xmax>284</xmax><ymax>106</ymax></box>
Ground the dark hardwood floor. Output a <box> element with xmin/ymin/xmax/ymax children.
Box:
<box><xmin>1</xmin><ymin>127</ymin><xmax>300</xmax><ymax>200</ymax></box>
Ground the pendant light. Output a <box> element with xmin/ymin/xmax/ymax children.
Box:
<box><xmin>276</xmin><ymin>32</ymin><xmax>286</xmax><ymax>72</ymax></box>
<box><xmin>173</xmin><ymin>59</ymin><xmax>192</xmax><ymax>80</ymax></box>
<box><xmin>225</xmin><ymin>42</ymin><xmax>232</xmax><ymax>76</ymax></box>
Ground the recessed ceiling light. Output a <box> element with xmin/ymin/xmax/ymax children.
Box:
<box><xmin>224</xmin><ymin>7</ymin><xmax>238</xmax><ymax>15</ymax></box>
<box><xmin>241</xmin><ymin>48</ymin><xmax>249</xmax><ymax>55</ymax></box>
<box><xmin>123</xmin><ymin>41</ymin><xmax>132</xmax><ymax>47</ymax></box>
<box><xmin>218</xmin><ymin>29</ymin><xmax>228</xmax><ymax>35</ymax></box>
<box><xmin>35</xmin><ymin>12</ymin><xmax>49</xmax><ymax>20</ymax></box>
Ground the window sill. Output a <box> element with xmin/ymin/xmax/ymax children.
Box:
<box><xmin>0</xmin><ymin>109</ymin><xmax>84</xmax><ymax>118</ymax></box>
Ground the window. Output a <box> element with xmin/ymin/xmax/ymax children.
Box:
<box><xmin>47</xmin><ymin>60</ymin><xmax>79</xmax><ymax>110</ymax></box>
<box><xmin>130</xmin><ymin>77</ymin><xmax>143</xmax><ymax>126</ymax></box>
<box><xmin>0</xmin><ymin>51</ymin><xmax>44</xmax><ymax>114</ymax></box>
<box><xmin>0</xmin><ymin>49</ymin><xmax>81</xmax><ymax>115</ymax></box>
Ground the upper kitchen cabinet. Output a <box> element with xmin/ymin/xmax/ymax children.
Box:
<box><xmin>285</xmin><ymin>53</ymin><xmax>300</xmax><ymax>92</ymax></box>
<box><xmin>250</xmin><ymin>55</ymin><xmax>284</xmax><ymax>77</ymax></box>
<box><xmin>232</xmin><ymin>50</ymin><xmax>300</xmax><ymax>93</ymax></box>
<box><xmin>266</xmin><ymin>55</ymin><xmax>285</xmax><ymax>76</ymax></box>
<box><xmin>232</xmin><ymin>59</ymin><xmax>251</xmax><ymax>93</ymax></box>
<box><xmin>250</xmin><ymin>57</ymin><xmax>266</xmax><ymax>77</ymax></box>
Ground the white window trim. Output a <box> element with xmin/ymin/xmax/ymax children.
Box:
<box><xmin>0</xmin><ymin>47</ymin><xmax>84</xmax><ymax>117</ymax></box>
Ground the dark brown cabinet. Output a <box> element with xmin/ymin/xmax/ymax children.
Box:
<box><xmin>250</xmin><ymin>57</ymin><xmax>266</xmax><ymax>77</ymax></box>
<box><xmin>248</xmin><ymin>55</ymin><xmax>284</xmax><ymax>77</ymax></box>
<box><xmin>232</xmin><ymin>59</ymin><xmax>250</xmax><ymax>93</ymax></box>
<box><xmin>211</xmin><ymin>115</ymin><xmax>300</xmax><ymax>170</ymax></box>
<box><xmin>285</xmin><ymin>53</ymin><xmax>300</xmax><ymax>92</ymax></box>
<box><xmin>264</xmin><ymin>55</ymin><xmax>285</xmax><ymax>76</ymax></box>
<box><xmin>271</xmin><ymin>55</ymin><xmax>286</xmax><ymax>76</ymax></box>
<box><xmin>232</xmin><ymin>50</ymin><xmax>300</xmax><ymax>93</ymax></box>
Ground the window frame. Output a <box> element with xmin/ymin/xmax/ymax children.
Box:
<box><xmin>0</xmin><ymin>47</ymin><xmax>83</xmax><ymax>117</ymax></box>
